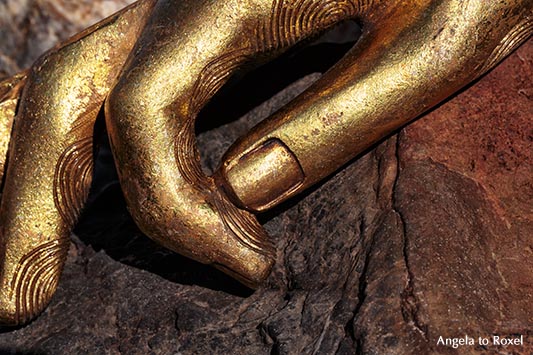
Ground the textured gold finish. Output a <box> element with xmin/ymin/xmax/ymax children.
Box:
<box><xmin>0</xmin><ymin>0</ymin><xmax>531</xmax><ymax>326</ymax></box>
<box><xmin>0</xmin><ymin>0</ymin><xmax>156</xmax><ymax>325</ymax></box>
<box><xmin>217</xmin><ymin>0</ymin><xmax>533</xmax><ymax>211</ymax></box>
<box><xmin>0</xmin><ymin>72</ymin><xmax>27</xmax><ymax>180</ymax></box>
<box><xmin>219</xmin><ymin>139</ymin><xmax>305</xmax><ymax>211</ymax></box>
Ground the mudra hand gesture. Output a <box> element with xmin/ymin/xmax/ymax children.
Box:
<box><xmin>0</xmin><ymin>0</ymin><xmax>530</xmax><ymax>325</ymax></box>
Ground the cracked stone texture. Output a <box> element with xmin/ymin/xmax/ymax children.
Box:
<box><xmin>0</xmin><ymin>1</ymin><xmax>532</xmax><ymax>354</ymax></box>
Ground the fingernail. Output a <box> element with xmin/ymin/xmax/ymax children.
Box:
<box><xmin>218</xmin><ymin>138</ymin><xmax>304</xmax><ymax>212</ymax></box>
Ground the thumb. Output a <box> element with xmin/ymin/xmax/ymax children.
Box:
<box><xmin>216</xmin><ymin>0</ymin><xmax>532</xmax><ymax>212</ymax></box>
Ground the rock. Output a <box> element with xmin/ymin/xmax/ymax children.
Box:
<box><xmin>0</xmin><ymin>0</ymin><xmax>135</xmax><ymax>75</ymax></box>
<box><xmin>0</xmin><ymin>1</ymin><xmax>531</xmax><ymax>354</ymax></box>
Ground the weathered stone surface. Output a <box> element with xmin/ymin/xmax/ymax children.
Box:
<box><xmin>0</xmin><ymin>2</ymin><xmax>531</xmax><ymax>354</ymax></box>
<box><xmin>0</xmin><ymin>0</ymin><xmax>134</xmax><ymax>76</ymax></box>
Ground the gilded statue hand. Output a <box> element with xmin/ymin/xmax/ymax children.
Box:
<box><xmin>0</xmin><ymin>0</ymin><xmax>531</xmax><ymax>325</ymax></box>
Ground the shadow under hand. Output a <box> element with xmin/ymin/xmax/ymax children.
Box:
<box><xmin>75</xmin><ymin>154</ymin><xmax>253</xmax><ymax>297</ymax></box>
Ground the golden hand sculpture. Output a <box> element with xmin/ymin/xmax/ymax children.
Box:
<box><xmin>0</xmin><ymin>0</ymin><xmax>531</xmax><ymax>326</ymax></box>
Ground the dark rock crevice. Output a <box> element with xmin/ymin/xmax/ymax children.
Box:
<box><xmin>391</xmin><ymin>134</ymin><xmax>429</xmax><ymax>341</ymax></box>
